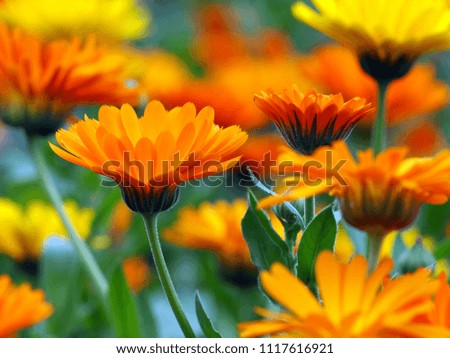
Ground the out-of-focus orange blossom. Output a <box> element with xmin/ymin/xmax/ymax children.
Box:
<box><xmin>301</xmin><ymin>45</ymin><xmax>449</xmax><ymax>126</ymax></box>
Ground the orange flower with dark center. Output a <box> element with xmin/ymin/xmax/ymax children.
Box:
<box><xmin>0</xmin><ymin>24</ymin><xmax>139</xmax><ymax>136</ymax></box>
<box><xmin>50</xmin><ymin>101</ymin><xmax>248</xmax><ymax>213</ymax></box>
<box><xmin>0</xmin><ymin>275</ymin><xmax>53</xmax><ymax>337</ymax></box>
<box><xmin>254</xmin><ymin>87</ymin><xmax>374</xmax><ymax>154</ymax></box>
<box><xmin>260</xmin><ymin>141</ymin><xmax>450</xmax><ymax>236</ymax></box>
<box><xmin>301</xmin><ymin>45</ymin><xmax>449</xmax><ymax>126</ymax></box>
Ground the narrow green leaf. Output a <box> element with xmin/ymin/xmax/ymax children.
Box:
<box><xmin>109</xmin><ymin>267</ymin><xmax>142</xmax><ymax>338</ymax></box>
<box><xmin>41</xmin><ymin>236</ymin><xmax>82</xmax><ymax>337</ymax></box>
<box><xmin>241</xmin><ymin>190</ymin><xmax>290</xmax><ymax>271</ymax></box>
<box><xmin>297</xmin><ymin>205</ymin><xmax>337</xmax><ymax>287</ymax></box>
<box><xmin>195</xmin><ymin>292</ymin><xmax>222</xmax><ymax>338</ymax></box>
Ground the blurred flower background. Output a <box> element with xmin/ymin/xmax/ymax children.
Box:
<box><xmin>0</xmin><ymin>0</ymin><xmax>448</xmax><ymax>338</ymax></box>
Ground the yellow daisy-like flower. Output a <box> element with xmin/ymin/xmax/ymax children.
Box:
<box><xmin>163</xmin><ymin>199</ymin><xmax>253</xmax><ymax>269</ymax></box>
<box><xmin>0</xmin><ymin>199</ymin><xmax>94</xmax><ymax>261</ymax></box>
<box><xmin>260</xmin><ymin>141</ymin><xmax>450</xmax><ymax>236</ymax></box>
<box><xmin>238</xmin><ymin>251</ymin><xmax>449</xmax><ymax>337</ymax></box>
<box><xmin>50</xmin><ymin>101</ymin><xmax>248</xmax><ymax>214</ymax></box>
<box><xmin>292</xmin><ymin>0</ymin><xmax>450</xmax><ymax>82</ymax></box>
<box><xmin>254</xmin><ymin>87</ymin><xmax>374</xmax><ymax>154</ymax></box>
<box><xmin>0</xmin><ymin>0</ymin><xmax>150</xmax><ymax>43</ymax></box>
<box><xmin>0</xmin><ymin>275</ymin><xmax>53</xmax><ymax>337</ymax></box>
<box><xmin>0</xmin><ymin>24</ymin><xmax>139</xmax><ymax>136</ymax></box>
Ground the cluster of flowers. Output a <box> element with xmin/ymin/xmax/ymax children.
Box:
<box><xmin>0</xmin><ymin>0</ymin><xmax>448</xmax><ymax>338</ymax></box>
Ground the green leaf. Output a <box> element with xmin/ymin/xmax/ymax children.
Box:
<box><xmin>40</xmin><ymin>236</ymin><xmax>82</xmax><ymax>337</ymax></box>
<box><xmin>297</xmin><ymin>205</ymin><xmax>337</xmax><ymax>287</ymax></box>
<box><xmin>109</xmin><ymin>267</ymin><xmax>142</xmax><ymax>338</ymax></box>
<box><xmin>434</xmin><ymin>240</ymin><xmax>450</xmax><ymax>260</ymax></box>
<box><xmin>136</xmin><ymin>294</ymin><xmax>158</xmax><ymax>337</ymax></box>
<box><xmin>195</xmin><ymin>292</ymin><xmax>222</xmax><ymax>338</ymax></box>
<box><xmin>241</xmin><ymin>190</ymin><xmax>290</xmax><ymax>271</ymax></box>
<box><xmin>418</xmin><ymin>202</ymin><xmax>450</xmax><ymax>241</ymax></box>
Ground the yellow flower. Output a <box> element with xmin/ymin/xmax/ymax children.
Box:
<box><xmin>122</xmin><ymin>256</ymin><xmax>151</xmax><ymax>294</ymax></box>
<box><xmin>0</xmin><ymin>199</ymin><xmax>94</xmax><ymax>261</ymax></box>
<box><xmin>292</xmin><ymin>0</ymin><xmax>450</xmax><ymax>81</ymax></box>
<box><xmin>254</xmin><ymin>87</ymin><xmax>373</xmax><ymax>154</ymax></box>
<box><xmin>163</xmin><ymin>200</ymin><xmax>253</xmax><ymax>269</ymax></box>
<box><xmin>238</xmin><ymin>251</ymin><xmax>449</xmax><ymax>337</ymax></box>
<box><xmin>0</xmin><ymin>24</ymin><xmax>139</xmax><ymax>136</ymax></box>
<box><xmin>50</xmin><ymin>101</ymin><xmax>248</xmax><ymax>214</ymax></box>
<box><xmin>260</xmin><ymin>141</ymin><xmax>450</xmax><ymax>236</ymax></box>
<box><xmin>0</xmin><ymin>0</ymin><xmax>150</xmax><ymax>43</ymax></box>
<box><xmin>0</xmin><ymin>275</ymin><xmax>53</xmax><ymax>337</ymax></box>
<box><xmin>335</xmin><ymin>226</ymin><xmax>449</xmax><ymax>275</ymax></box>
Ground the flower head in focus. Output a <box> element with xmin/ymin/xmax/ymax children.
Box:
<box><xmin>301</xmin><ymin>45</ymin><xmax>449</xmax><ymax>126</ymax></box>
<box><xmin>254</xmin><ymin>87</ymin><xmax>373</xmax><ymax>154</ymax></box>
<box><xmin>238</xmin><ymin>251</ymin><xmax>449</xmax><ymax>337</ymax></box>
<box><xmin>0</xmin><ymin>25</ymin><xmax>139</xmax><ymax>136</ymax></box>
<box><xmin>50</xmin><ymin>101</ymin><xmax>248</xmax><ymax>214</ymax></box>
<box><xmin>0</xmin><ymin>0</ymin><xmax>150</xmax><ymax>43</ymax></box>
<box><xmin>0</xmin><ymin>199</ymin><xmax>94</xmax><ymax>261</ymax></box>
<box><xmin>0</xmin><ymin>275</ymin><xmax>53</xmax><ymax>337</ymax></box>
<box><xmin>292</xmin><ymin>0</ymin><xmax>450</xmax><ymax>82</ymax></box>
<box><xmin>260</xmin><ymin>141</ymin><xmax>450</xmax><ymax>236</ymax></box>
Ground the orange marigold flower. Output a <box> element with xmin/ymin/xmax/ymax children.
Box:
<box><xmin>191</xmin><ymin>4</ymin><xmax>249</xmax><ymax>68</ymax></box>
<box><xmin>144</xmin><ymin>55</ymin><xmax>313</xmax><ymax>130</ymax></box>
<box><xmin>0</xmin><ymin>275</ymin><xmax>53</xmax><ymax>337</ymax></box>
<box><xmin>424</xmin><ymin>272</ymin><xmax>450</xmax><ymax>329</ymax></box>
<box><xmin>254</xmin><ymin>87</ymin><xmax>374</xmax><ymax>154</ymax></box>
<box><xmin>50</xmin><ymin>101</ymin><xmax>248</xmax><ymax>214</ymax></box>
<box><xmin>122</xmin><ymin>257</ymin><xmax>151</xmax><ymax>294</ymax></box>
<box><xmin>260</xmin><ymin>141</ymin><xmax>450</xmax><ymax>236</ymax></box>
<box><xmin>163</xmin><ymin>199</ymin><xmax>253</xmax><ymax>269</ymax></box>
<box><xmin>238</xmin><ymin>251</ymin><xmax>449</xmax><ymax>337</ymax></box>
<box><xmin>108</xmin><ymin>201</ymin><xmax>134</xmax><ymax>243</ymax></box>
<box><xmin>0</xmin><ymin>24</ymin><xmax>139</xmax><ymax>136</ymax></box>
<box><xmin>302</xmin><ymin>45</ymin><xmax>449</xmax><ymax>126</ymax></box>
<box><xmin>397</xmin><ymin>121</ymin><xmax>447</xmax><ymax>157</ymax></box>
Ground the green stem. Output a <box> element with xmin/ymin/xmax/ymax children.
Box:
<box><xmin>367</xmin><ymin>234</ymin><xmax>384</xmax><ymax>273</ymax></box>
<box><xmin>29</xmin><ymin>136</ymin><xmax>109</xmax><ymax>305</ymax></box>
<box><xmin>142</xmin><ymin>214</ymin><xmax>196</xmax><ymax>338</ymax></box>
<box><xmin>304</xmin><ymin>195</ymin><xmax>315</xmax><ymax>226</ymax></box>
<box><xmin>371</xmin><ymin>82</ymin><xmax>389</xmax><ymax>155</ymax></box>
